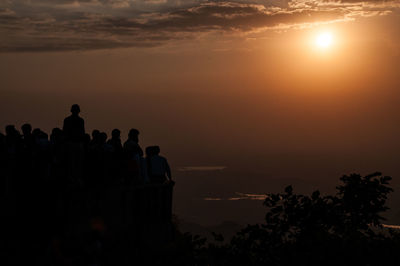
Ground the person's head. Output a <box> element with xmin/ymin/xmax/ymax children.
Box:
<box><xmin>111</xmin><ymin>129</ymin><xmax>121</xmax><ymax>139</ymax></box>
<box><xmin>99</xmin><ymin>132</ymin><xmax>107</xmax><ymax>144</ymax></box>
<box><xmin>145</xmin><ymin>146</ymin><xmax>160</xmax><ymax>157</ymax></box>
<box><xmin>92</xmin><ymin>129</ymin><xmax>100</xmax><ymax>140</ymax></box>
<box><xmin>51</xmin><ymin>127</ymin><xmax>62</xmax><ymax>137</ymax></box>
<box><xmin>32</xmin><ymin>128</ymin><xmax>41</xmax><ymax>138</ymax></box>
<box><xmin>128</xmin><ymin>128</ymin><xmax>139</xmax><ymax>142</ymax></box>
<box><xmin>39</xmin><ymin>131</ymin><xmax>48</xmax><ymax>140</ymax></box>
<box><xmin>21</xmin><ymin>123</ymin><xmax>32</xmax><ymax>136</ymax></box>
<box><xmin>5</xmin><ymin>125</ymin><xmax>16</xmax><ymax>136</ymax></box>
<box><xmin>70</xmin><ymin>104</ymin><xmax>80</xmax><ymax>115</ymax></box>
<box><xmin>51</xmin><ymin>128</ymin><xmax>62</xmax><ymax>141</ymax></box>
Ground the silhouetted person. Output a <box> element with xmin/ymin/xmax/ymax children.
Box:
<box><xmin>145</xmin><ymin>146</ymin><xmax>171</xmax><ymax>184</ymax></box>
<box><xmin>90</xmin><ymin>129</ymin><xmax>100</xmax><ymax>146</ymax></box>
<box><xmin>123</xmin><ymin>128</ymin><xmax>143</xmax><ymax>157</ymax></box>
<box><xmin>100</xmin><ymin>131</ymin><xmax>113</xmax><ymax>171</ymax></box>
<box><xmin>19</xmin><ymin>124</ymin><xmax>35</xmax><ymax>200</ymax></box>
<box><xmin>5</xmin><ymin>125</ymin><xmax>20</xmax><ymax>156</ymax></box>
<box><xmin>21</xmin><ymin>123</ymin><xmax>32</xmax><ymax>136</ymax></box>
<box><xmin>50</xmin><ymin>128</ymin><xmax>66</xmax><ymax>180</ymax></box>
<box><xmin>50</xmin><ymin>128</ymin><xmax>63</xmax><ymax>143</ymax></box>
<box><xmin>99</xmin><ymin>132</ymin><xmax>109</xmax><ymax>149</ymax></box>
<box><xmin>83</xmin><ymin>133</ymin><xmax>91</xmax><ymax>152</ymax></box>
<box><xmin>107</xmin><ymin>129</ymin><xmax>123</xmax><ymax>154</ymax></box>
<box><xmin>91</xmin><ymin>132</ymin><xmax>110</xmax><ymax>207</ymax></box>
<box><xmin>21</xmin><ymin>123</ymin><xmax>31</xmax><ymax>133</ymax></box>
<box><xmin>35</xmin><ymin>130</ymin><xmax>51</xmax><ymax>179</ymax></box>
<box><xmin>107</xmin><ymin>129</ymin><xmax>123</xmax><ymax>182</ymax></box>
<box><xmin>21</xmin><ymin>123</ymin><xmax>34</xmax><ymax>152</ymax></box>
<box><xmin>0</xmin><ymin>132</ymin><xmax>6</xmax><ymax>197</ymax></box>
<box><xmin>20</xmin><ymin>123</ymin><xmax>34</xmax><ymax>169</ymax></box>
<box><xmin>0</xmin><ymin>132</ymin><xmax>5</xmax><ymax>150</ymax></box>
<box><xmin>63</xmin><ymin>104</ymin><xmax>85</xmax><ymax>142</ymax></box>
<box><xmin>123</xmin><ymin>129</ymin><xmax>144</xmax><ymax>184</ymax></box>
<box><xmin>4</xmin><ymin>125</ymin><xmax>21</xmax><ymax>190</ymax></box>
<box><xmin>63</xmin><ymin>104</ymin><xmax>85</xmax><ymax>185</ymax></box>
<box><xmin>32</xmin><ymin>127</ymin><xmax>41</xmax><ymax>139</ymax></box>
<box><xmin>0</xmin><ymin>132</ymin><xmax>5</xmax><ymax>158</ymax></box>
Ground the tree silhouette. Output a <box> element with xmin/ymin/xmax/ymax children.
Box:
<box><xmin>202</xmin><ymin>172</ymin><xmax>400</xmax><ymax>266</ymax></box>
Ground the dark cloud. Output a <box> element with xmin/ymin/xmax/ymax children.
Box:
<box><xmin>337</xmin><ymin>0</ymin><xmax>389</xmax><ymax>2</ymax></box>
<box><xmin>0</xmin><ymin>1</ymin><xmax>398</xmax><ymax>52</ymax></box>
<box><xmin>137</xmin><ymin>4</ymin><xmax>344</xmax><ymax>31</ymax></box>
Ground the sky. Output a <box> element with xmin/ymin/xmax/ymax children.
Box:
<box><xmin>1</xmin><ymin>0</ymin><xmax>400</xmax><ymax>225</ymax></box>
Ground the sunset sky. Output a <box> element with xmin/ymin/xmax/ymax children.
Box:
<box><xmin>1</xmin><ymin>0</ymin><xmax>400</xmax><ymax>225</ymax></box>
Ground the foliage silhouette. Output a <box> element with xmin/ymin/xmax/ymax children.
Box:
<box><xmin>181</xmin><ymin>172</ymin><xmax>400</xmax><ymax>266</ymax></box>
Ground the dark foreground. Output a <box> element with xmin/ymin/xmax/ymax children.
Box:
<box><xmin>1</xmin><ymin>172</ymin><xmax>400</xmax><ymax>265</ymax></box>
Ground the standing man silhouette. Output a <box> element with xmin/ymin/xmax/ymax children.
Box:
<box><xmin>63</xmin><ymin>104</ymin><xmax>85</xmax><ymax>185</ymax></box>
<box><xmin>63</xmin><ymin>104</ymin><xmax>85</xmax><ymax>142</ymax></box>
<box><xmin>123</xmin><ymin>129</ymin><xmax>144</xmax><ymax>184</ymax></box>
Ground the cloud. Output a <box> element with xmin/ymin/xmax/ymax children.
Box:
<box><xmin>383</xmin><ymin>224</ymin><xmax>400</xmax><ymax>229</ymax></box>
<box><xmin>203</xmin><ymin>192</ymin><xmax>268</xmax><ymax>201</ymax></box>
<box><xmin>0</xmin><ymin>8</ymin><xmax>15</xmax><ymax>16</ymax></box>
<box><xmin>178</xmin><ymin>166</ymin><xmax>227</xmax><ymax>171</ymax></box>
<box><xmin>0</xmin><ymin>0</ymin><xmax>399</xmax><ymax>52</ymax></box>
<box><xmin>204</xmin><ymin>197</ymin><xmax>223</xmax><ymax>200</ymax></box>
<box><xmin>336</xmin><ymin>0</ymin><xmax>390</xmax><ymax>2</ymax></box>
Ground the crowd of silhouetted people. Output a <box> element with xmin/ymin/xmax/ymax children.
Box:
<box><xmin>0</xmin><ymin>104</ymin><xmax>174</xmax><ymax>264</ymax></box>
<box><xmin>0</xmin><ymin>104</ymin><xmax>172</xmax><ymax>195</ymax></box>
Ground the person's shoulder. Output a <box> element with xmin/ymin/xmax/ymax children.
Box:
<box><xmin>64</xmin><ymin>115</ymin><xmax>72</xmax><ymax>123</ymax></box>
<box><xmin>76</xmin><ymin>116</ymin><xmax>84</xmax><ymax>123</ymax></box>
<box><xmin>155</xmin><ymin>155</ymin><xmax>167</xmax><ymax>161</ymax></box>
<box><xmin>156</xmin><ymin>154</ymin><xmax>166</xmax><ymax>159</ymax></box>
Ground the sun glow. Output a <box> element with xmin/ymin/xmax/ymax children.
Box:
<box><xmin>315</xmin><ymin>32</ymin><xmax>333</xmax><ymax>48</ymax></box>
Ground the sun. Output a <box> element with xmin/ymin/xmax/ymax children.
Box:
<box><xmin>315</xmin><ymin>32</ymin><xmax>333</xmax><ymax>48</ymax></box>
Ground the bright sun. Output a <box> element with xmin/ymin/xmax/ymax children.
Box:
<box><xmin>315</xmin><ymin>32</ymin><xmax>333</xmax><ymax>48</ymax></box>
